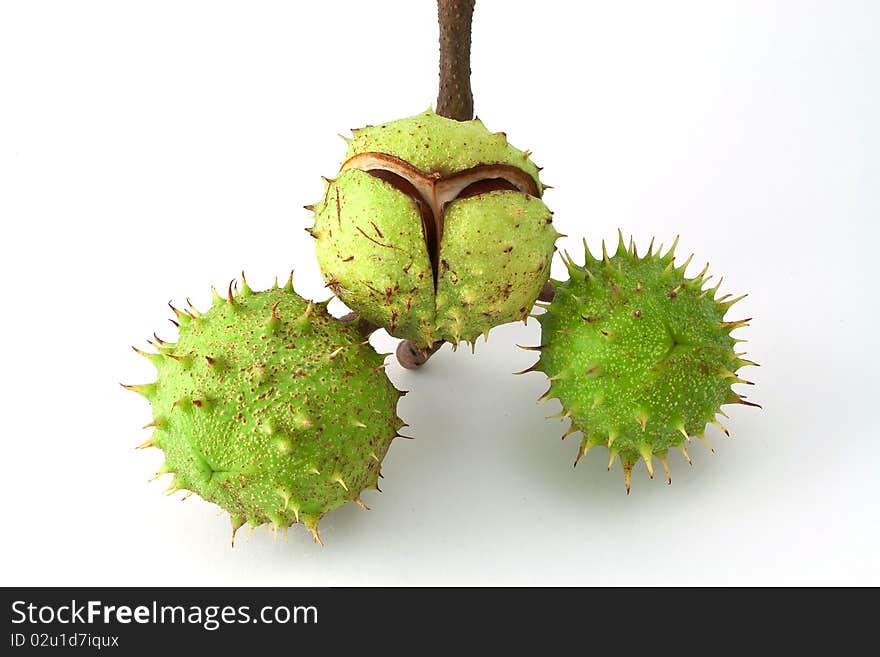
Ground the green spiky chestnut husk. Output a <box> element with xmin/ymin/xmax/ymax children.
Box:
<box><xmin>125</xmin><ymin>275</ymin><xmax>405</xmax><ymax>544</ymax></box>
<box><xmin>308</xmin><ymin>109</ymin><xmax>560</xmax><ymax>349</ymax></box>
<box><xmin>530</xmin><ymin>233</ymin><xmax>760</xmax><ymax>492</ymax></box>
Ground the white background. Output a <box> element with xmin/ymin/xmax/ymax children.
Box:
<box><xmin>1</xmin><ymin>1</ymin><xmax>877</xmax><ymax>586</ymax></box>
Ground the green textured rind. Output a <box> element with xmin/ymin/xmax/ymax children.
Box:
<box><xmin>313</xmin><ymin>169</ymin><xmax>436</xmax><ymax>345</ymax></box>
<box><xmin>312</xmin><ymin>109</ymin><xmax>559</xmax><ymax>347</ymax></box>
<box><xmin>345</xmin><ymin>109</ymin><xmax>544</xmax><ymax>191</ymax></box>
<box><xmin>131</xmin><ymin>282</ymin><xmax>404</xmax><ymax>540</ymax></box>
<box><xmin>436</xmin><ymin>191</ymin><xmax>555</xmax><ymax>343</ymax></box>
<box><xmin>535</xmin><ymin>236</ymin><xmax>755</xmax><ymax>486</ymax></box>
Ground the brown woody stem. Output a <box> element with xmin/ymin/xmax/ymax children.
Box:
<box><xmin>340</xmin><ymin>311</ymin><xmax>379</xmax><ymax>339</ymax></box>
<box><xmin>436</xmin><ymin>0</ymin><xmax>475</xmax><ymax>121</ymax></box>
<box><xmin>397</xmin><ymin>340</ymin><xmax>444</xmax><ymax>370</ymax></box>
<box><xmin>538</xmin><ymin>281</ymin><xmax>555</xmax><ymax>303</ymax></box>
